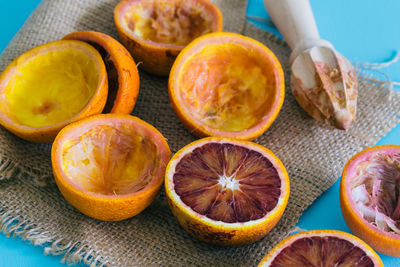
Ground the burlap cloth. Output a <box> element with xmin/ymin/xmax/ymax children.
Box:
<box><xmin>0</xmin><ymin>0</ymin><xmax>399</xmax><ymax>266</ymax></box>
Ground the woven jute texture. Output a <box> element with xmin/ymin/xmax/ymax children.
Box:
<box><xmin>0</xmin><ymin>0</ymin><xmax>399</xmax><ymax>266</ymax></box>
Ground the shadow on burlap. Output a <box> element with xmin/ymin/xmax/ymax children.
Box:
<box><xmin>0</xmin><ymin>0</ymin><xmax>399</xmax><ymax>266</ymax></box>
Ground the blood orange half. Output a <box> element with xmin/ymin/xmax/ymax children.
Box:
<box><xmin>340</xmin><ymin>145</ymin><xmax>400</xmax><ymax>256</ymax></box>
<box><xmin>258</xmin><ymin>230</ymin><xmax>383</xmax><ymax>266</ymax></box>
<box><xmin>165</xmin><ymin>137</ymin><xmax>289</xmax><ymax>245</ymax></box>
<box><xmin>52</xmin><ymin>114</ymin><xmax>171</xmax><ymax>221</ymax></box>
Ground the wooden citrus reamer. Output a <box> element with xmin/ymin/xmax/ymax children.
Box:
<box><xmin>264</xmin><ymin>0</ymin><xmax>358</xmax><ymax>130</ymax></box>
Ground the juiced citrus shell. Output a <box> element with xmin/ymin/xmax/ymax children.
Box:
<box><xmin>63</xmin><ymin>31</ymin><xmax>140</xmax><ymax>114</ymax></box>
<box><xmin>165</xmin><ymin>137</ymin><xmax>289</xmax><ymax>245</ymax></box>
<box><xmin>114</xmin><ymin>0</ymin><xmax>223</xmax><ymax>76</ymax></box>
<box><xmin>0</xmin><ymin>40</ymin><xmax>108</xmax><ymax>142</ymax></box>
<box><xmin>258</xmin><ymin>230</ymin><xmax>383</xmax><ymax>266</ymax></box>
<box><xmin>340</xmin><ymin>145</ymin><xmax>400</xmax><ymax>256</ymax></box>
<box><xmin>291</xmin><ymin>48</ymin><xmax>358</xmax><ymax>130</ymax></box>
<box><xmin>52</xmin><ymin>114</ymin><xmax>171</xmax><ymax>221</ymax></box>
<box><xmin>169</xmin><ymin>32</ymin><xmax>285</xmax><ymax>140</ymax></box>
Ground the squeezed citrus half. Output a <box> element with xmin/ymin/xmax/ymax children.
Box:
<box><xmin>114</xmin><ymin>0</ymin><xmax>223</xmax><ymax>75</ymax></box>
<box><xmin>0</xmin><ymin>40</ymin><xmax>108</xmax><ymax>142</ymax></box>
<box><xmin>165</xmin><ymin>137</ymin><xmax>289</xmax><ymax>245</ymax></box>
<box><xmin>63</xmin><ymin>31</ymin><xmax>140</xmax><ymax>114</ymax></box>
<box><xmin>258</xmin><ymin>230</ymin><xmax>383</xmax><ymax>266</ymax></box>
<box><xmin>52</xmin><ymin>114</ymin><xmax>171</xmax><ymax>221</ymax></box>
<box><xmin>340</xmin><ymin>145</ymin><xmax>400</xmax><ymax>256</ymax></box>
<box><xmin>169</xmin><ymin>32</ymin><xmax>285</xmax><ymax>140</ymax></box>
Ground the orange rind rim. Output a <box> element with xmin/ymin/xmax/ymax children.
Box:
<box><xmin>258</xmin><ymin>230</ymin><xmax>383</xmax><ymax>266</ymax></box>
<box><xmin>340</xmin><ymin>144</ymin><xmax>400</xmax><ymax>253</ymax></box>
<box><xmin>165</xmin><ymin>137</ymin><xmax>290</xmax><ymax>231</ymax></box>
<box><xmin>114</xmin><ymin>0</ymin><xmax>223</xmax><ymax>52</ymax></box>
<box><xmin>52</xmin><ymin>113</ymin><xmax>171</xmax><ymax>202</ymax></box>
<box><xmin>0</xmin><ymin>40</ymin><xmax>108</xmax><ymax>142</ymax></box>
<box><xmin>63</xmin><ymin>31</ymin><xmax>140</xmax><ymax>114</ymax></box>
<box><xmin>168</xmin><ymin>32</ymin><xmax>285</xmax><ymax>141</ymax></box>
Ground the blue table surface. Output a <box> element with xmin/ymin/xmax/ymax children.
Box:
<box><xmin>0</xmin><ymin>0</ymin><xmax>399</xmax><ymax>266</ymax></box>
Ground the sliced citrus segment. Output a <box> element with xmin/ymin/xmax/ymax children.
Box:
<box><xmin>165</xmin><ymin>137</ymin><xmax>289</xmax><ymax>245</ymax></box>
<box><xmin>52</xmin><ymin>114</ymin><xmax>171</xmax><ymax>221</ymax></box>
<box><xmin>114</xmin><ymin>0</ymin><xmax>223</xmax><ymax>76</ymax></box>
<box><xmin>63</xmin><ymin>31</ymin><xmax>140</xmax><ymax>114</ymax></box>
<box><xmin>0</xmin><ymin>40</ymin><xmax>108</xmax><ymax>142</ymax></box>
<box><xmin>340</xmin><ymin>145</ymin><xmax>400</xmax><ymax>256</ymax></box>
<box><xmin>169</xmin><ymin>32</ymin><xmax>285</xmax><ymax>140</ymax></box>
<box><xmin>258</xmin><ymin>230</ymin><xmax>383</xmax><ymax>266</ymax></box>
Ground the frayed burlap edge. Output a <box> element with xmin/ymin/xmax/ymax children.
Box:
<box><xmin>0</xmin><ymin>205</ymin><xmax>108</xmax><ymax>267</ymax></box>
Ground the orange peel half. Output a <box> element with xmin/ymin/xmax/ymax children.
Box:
<box><xmin>340</xmin><ymin>144</ymin><xmax>400</xmax><ymax>256</ymax></box>
<box><xmin>63</xmin><ymin>31</ymin><xmax>140</xmax><ymax>114</ymax></box>
<box><xmin>52</xmin><ymin>114</ymin><xmax>171</xmax><ymax>221</ymax></box>
<box><xmin>169</xmin><ymin>32</ymin><xmax>285</xmax><ymax>140</ymax></box>
<box><xmin>0</xmin><ymin>40</ymin><xmax>108</xmax><ymax>142</ymax></box>
<box><xmin>114</xmin><ymin>0</ymin><xmax>223</xmax><ymax>76</ymax></box>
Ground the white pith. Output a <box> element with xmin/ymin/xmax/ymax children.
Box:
<box><xmin>350</xmin><ymin>150</ymin><xmax>400</xmax><ymax>234</ymax></box>
<box><xmin>218</xmin><ymin>174</ymin><xmax>239</xmax><ymax>191</ymax></box>
<box><xmin>119</xmin><ymin>0</ymin><xmax>215</xmax><ymax>47</ymax></box>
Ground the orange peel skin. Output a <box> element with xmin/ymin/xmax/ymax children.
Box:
<box><xmin>0</xmin><ymin>40</ymin><xmax>108</xmax><ymax>143</ymax></box>
<box><xmin>52</xmin><ymin>114</ymin><xmax>171</xmax><ymax>221</ymax></box>
<box><xmin>165</xmin><ymin>137</ymin><xmax>290</xmax><ymax>245</ymax></box>
<box><xmin>258</xmin><ymin>230</ymin><xmax>383</xmax><ymax>267</ymax></box>
<box><xmin>166</xmin><ymin>191</ymin><xmax>288</xmax><ymax>245</ymax></box>
<box><xmin>169</xmin><ymin>32</ymin><xmax>285</xmax><ymax>141</ymax></box>
<box><xmin>63</xmin><ymin>31</ymin><xmax>140</xmax><ymax>114</ymax></box>
<box><xmin>340</xmin><ymin>145</ymin><xmax>400</xmax><ymax>257</ymax></box>
<box><xmin>114</xmin><ymin>0</ymin><xmax>223</xmax><ymax>76</ymax></box>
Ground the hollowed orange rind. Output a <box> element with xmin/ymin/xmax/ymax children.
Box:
<box><xmin>169</xmin><ymin>32</ymin><xmax>285</xmax><ymax>141</ymax></box>
<box><xmin>63</xmin><ymin>31</ymin><xmax>140</xmax><ymax>114</ymax></box>
<box><xmin>165</xmin><ymin>137</ymin><xmax>290</xmax><ymax>245</ymax></box>
<box><xmin>0</xmin><ymin>40</ymin><xmax>108</xmax><ymax>142</ymax></box>
<box><xmin>51</xmin><ymin>114</ymin><xmax>171</xmax><ymax>221</ymax></box>
<box><xmin>114</xmin><ymin>0</ymin><xmax>223</xmax><ymax>76</ymax></box>
<box><xmin>340</xmin><ymin>144</ymin><xmax>400</xmax><ymax>256</ymax></box>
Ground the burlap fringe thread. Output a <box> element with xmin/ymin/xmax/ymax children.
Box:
<box><xmin>0</xmin><ymin>207</ymin><xmax>109</xmax><ymax>266</ymax></box>
<box><xmin>0</xmin><ymin>205</ymin><xmax>308</xmax><ymax>267</ymax></box>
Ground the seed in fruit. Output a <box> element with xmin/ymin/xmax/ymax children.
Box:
<box><xmin>258</xmin><ymin>230</ymin><xmax>383</xmax><ymax>266</ymax></box>
<box><xmin>340</xmin><ymin>144</ymin><xmax>400</xmax><ymax>256</ymax></box>
<box><xmin>0</xmin><ymin>40</ymin><xmax>108</xmax><ymax>142</ymax></box>
<box><xmin>165</xmin><ymin>137</ymin><xmax>289</xmax><ymax>245</ymax></box>
<box><xmin>63</xmin><ymin>31</ymin><xmax>140</xmax><ymax>114</ymax></box>
<box><xmin>114</xmin><ymin>0</ymin><xmax>223</xmax><ymax>76</ymax></box>
<box><xmin>51</xmin><ymin>114</ymin><xmax>171</xmax><ymax>221</ymax></box>
<box><xmin>169</xmin><ymin>32</ymin><xmax>285</xmax><ymax>141</ymax></box>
